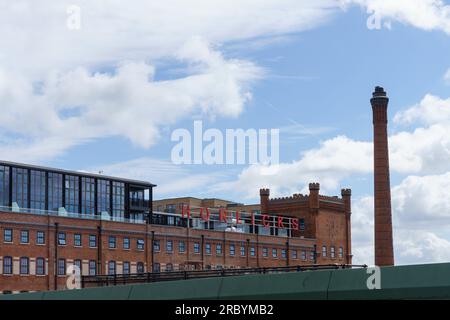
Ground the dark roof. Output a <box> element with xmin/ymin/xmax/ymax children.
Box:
<box><xmin>0</xmin><ymin>160</ymin><xmax>156</xmax><ymax>187</ymax></box>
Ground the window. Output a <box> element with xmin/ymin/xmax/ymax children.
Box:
<box><xmin>58</xmin><ymin>259</ymin><xmax>66</xmax><ymax>275</ymax></box>
<box><xmin>272</xmin><ymin>248</ymin><xmax>278</xmax><ymax>258</ymax></box>
<box><xmin>166</xmin><ymin>240</ymin><xmax>173</xmax><ymax>252</ymax></box>
<box><xmin>4</xmin><ymin>229</ymin><xmax>13</xmax><ymax>242</ymax></box>
<box><xmin>123</xmin><ymin>262</ymin><xmax>130</xmax><ymax>275</ymax></box>
<box><xmin>30</xmin><ymin>170</ymin><xmax>46</xmax><ymax>210</ymax></box>
<box><xmin>206</xmin><ymin>243</ymin><xmax>211</xmax><ymax>255</ymax></box>
<box><xmin>299</xmin><ymin>218</ymin><xmax>305</xmax><ymax>231</ymax></box>
<box><xmin>36</xmin><ymin>231</ymin><xmax>45</xmax><ymax>245</ymax></box>
<box><xmin>20</xmin><ymin>230</ymin><xmax>29</xmax><ymax>244</ymax></box>
<box><xmin>153</xmin><ymin>263</ymin><xmax>160</xmax><ymax>273</ymax></box>
<box><xmin>137</xmin><ymin>239</ymin><xmax>145</xmax><ymax>250</ymax></box>
<box><xmin>3</xmin><ymin>256</ymin><xmax>12</xmax><ymax>274</ymax></box>
<box><xmin>292</xmin><ymin>250</ymin><xmax>297</xmax><ymax>259</ymax></box>
<box><xmin>322</xmin><ymin>245</ymin><xmax>327</xmax><ymax>258</ymax></box>
<box><xmin>89</xmin><ymin>235</ymin><xmax>97</xmax><ymax>248</ymax></box>
<box><xmin>153</xmin><ymin>240</ymin><xmax>160</xmax><ymax>252</ymax></box>
<box><xmin>166</xmin><ymin>263</ymin><xmax>173</xmax><ymax>272</ymax></box>
<box><xmin>74</xmin><ymin>234</ymin><xmax>82</xmax><ymax>247</ymax></box>
<box><xmin>123</xmin><ymin>237</ymin><xmax>130</xmax><ymax>249</ymax></box>
<box><xmin>81</xmin><ymin>177</ymin><xmax>95</xmax><ymax>215</ymax></box>
<box><xmin>108</xmin><ymin>261</ymin><xmax>116</xmax><ymax>275</ymax></box>
<box><xmin>20</xmin><ymin>257</ymin><xmax>29</xmax><ymax>275</ymax></box>
<box><xmin>0</xmin><ymin>166</ymin><xmax>10</xmax><ymax>207</ymax></box>
<box><xmin>263</xmin><ymin>247</ymin><xmax>268</xmax><ymax>257</ymax></box>
<box><xmin>250</xmin><ymin>247</ymin><xmax>256</xmax><ymax>257</ymax></box>
<box><xmin>194</xmin><ymin>242</ymin><xmax>200</xmax><ymax>254</ymax></box>
<box><xmin>310</xmin><ymin>251</ymin><xmax>315</xmax><ymax>261</ymax></box>
<box><xmin>281</xmin><ymin>249</ymin><xmax>287</xmax><ymax>259</ymax></box>
<box><xmin>109</xmin><ymin>236</ymin><xmax>116</xmax><ymax>249</ymax></box>
<box><xmin>178</xmin><ymin>241</ymin><xmax>185</xmax><ymax>253</ymax></box>
<box><xmin>12</xmin><ymin>167</ymin><xmax>28</xmax><ymax>208</ymax></box>
<box><xmin>216</xmin><ymin>244</ymin><xmax>222</xmax><ymax>255</ymax></box>
<box><xmin>89</xmin><ymin>260</ymin><xmax>96</xmax><ymax>276</ymax></box>
<box><xmin>58</xmin><ymin>232</ymin><xmax>66</xmax><ymax>246</ymax></box>
<box><xmin>166</xmin><ymin>204</ymin><xmax>176</xmax><ymax>213</ymax></box>
<box><xmin>48</xmin><ymin>172</ymin><xmax>63</xmax><ymax>211</ymax></box>
<box><xmin>301</xmin><ymin>251</ymin><xmax>306</xmax><ymax>261</ymax></box>
<box><xmin>240</xmin><ymin>246</ymin><xmax>246</xmax><ymax>257</ymax></box>
<box><xmin>97</xmin><ymin>179</ymin><xmax>111</xmax><ymax>215</ymax></box>
<box><xmin>229</xmin><ymin>244</ymin><xmax>235</xmax><ymax>256</ymax></box>
<box><xmin>137</xmin><ymin>262</ymin><xmax>145</xmax><ymax>274</ymax></box>
<box><xmin>74</xmin><ymin>259</ymin><xmax>82</xmax><ymax>272</ymax></box>
<box><xmin>331</xmin><ymin>246</ymin><xmax>336</xmax><ymax>259</ymax></box>
<box><xmin>65</xmin><ymin>175</ymin><xmax>79</xmax><ymax>213</ymax></box>
<box><xmin>112</xmin><ymin>181</ymin><xmax>125</xmax><ymax>219</ymax></box>
<box><xmin>339</xmin><ymin>247</ymin><xmax>344</xmax><ymax>259</ymax></box>
<box><xmin>36</xmin><ymin>258</ymin><xmax>45</xmax><ymax>275</ymax></box>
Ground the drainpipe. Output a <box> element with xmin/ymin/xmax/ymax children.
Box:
<box><xmin>54</xmin><ymin>222</ymin><xmax>59</xmax><ymax>291</ymax></box>
<box><xmin>151</xmin><ymin>231</ymin><xmax>155</xmax><ymax>272</ymax></box>
<box><xmin>246</xmin><ymin>239</ymin><xmax>250</xmax><ymax>268</ymax></box>
<box><xmin>201</xmin><ymin>235</ymin><xmax>205</xmax><ymax>270</ymax></box>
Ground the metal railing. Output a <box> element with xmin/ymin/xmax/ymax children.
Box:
<box><xmin>0</xmin><ymin>205</ymin><xmax>147</xmax><ymax>224</ymax></box>
<box><xmin>81</xmin><ymin>264</ymin><xmax>368</xmax><ymax>288</ymax></box>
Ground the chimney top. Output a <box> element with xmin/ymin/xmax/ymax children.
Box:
<box><xmin>309</xmin><ymin>182</ymin><xmax>320</xmax><ymax>191</ymax></box>
<box><xmin>372</xmin><ymin>86</ymin><xmax>388</xmax><ymax>98</ymax></box>
<box><xmin>341</xmin><ymin>188</ymin><xmax>351</xmax><ymax>196</ymax></box>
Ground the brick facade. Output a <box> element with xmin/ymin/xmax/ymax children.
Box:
<box><xmin>0</xmin><ymin>183</ymin><xmax>351</xmax><ymax>293</ymax></box>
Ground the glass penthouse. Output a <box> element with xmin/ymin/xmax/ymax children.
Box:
<box><xmin>0</xmin><ymin>161</ymin><xmax>155</xmax><ymax>222</ymax></box>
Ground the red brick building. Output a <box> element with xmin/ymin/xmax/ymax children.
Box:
<box><xmin>0</xmin><ymin>161</ymin><xmax>352</xmax><ymax>293</ymax></box>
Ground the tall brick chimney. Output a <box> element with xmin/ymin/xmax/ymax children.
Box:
<box><xmin>371</xmin><ymin>86</ymin><xmax>394</xmax><ymax>266</ymax></box>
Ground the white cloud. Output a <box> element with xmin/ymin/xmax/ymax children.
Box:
<box><xmin>393</xmin><ymin>94</ymin><xmax>450</xmax><ymax>126</ymax></box>
<box><xmin>351</xmin><ymin>181</ymin><xmax>450</xmax><ymax>266</ymax></box>
<box><xmin>345</xmin><ymin>0</ymin><xmax>450</xmax><ymax>34</ymax></box>
<box><xmin>0</xmin><ymin>38</ymin><xmax>263</xmax><ymax>161</ymax></box>
<box><xmin>0</xmin><ymin>0</ymin><xmax>338</xmax><ymax>77</ymax></box>
<box><xmin>0</xmin><ymin>1</ymin><xmax>341</xmax><ymax>162</ymax></box>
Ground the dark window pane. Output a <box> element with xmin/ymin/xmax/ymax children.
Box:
<box><xmin>30</xmin><ymin>170</ymin><xmax>46</xmax><ymax>210</ymax></box>
<box><xmin>48</xmin><ymin>173</ymin><xmax>63</xmax><ymax>211</ymax></box>
<box><xmin>0</xmin><ymin>166</ymin><xmax>10</xmax><ymax>207</ymax></box>
<box><xmin>12</xmin><ymin>167</ymin><xmax>28</xmax><ymax>208</ymax></box>
<box><xmin>65</xmin><ymin>175</ymin><xmax>79</xmax><ymax>213</ymax></box>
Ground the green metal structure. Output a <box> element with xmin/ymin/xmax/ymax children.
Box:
<box><xmin>1</xmin><ymin>263</ymin><xmax>450</xmax><ymax>300</ymax></box>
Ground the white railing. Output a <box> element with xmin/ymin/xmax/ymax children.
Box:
<box><xmin>0</xmin><ymin>206</ymin><xmax>146</xmax><ymax>225</ymax></box>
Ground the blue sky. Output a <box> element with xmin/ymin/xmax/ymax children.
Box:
<box><xmin>2</xmin><ymin>0</ymin><xmax>450</xmax><ymax>265</ymax></box>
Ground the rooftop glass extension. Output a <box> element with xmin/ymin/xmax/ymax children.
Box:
<box><xmin>0</xmin><ymin>161</ymin><xmax>155</xmax><ymax>222</ymax></box>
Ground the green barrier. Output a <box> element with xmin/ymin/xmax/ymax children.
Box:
<box><xmin>2</xmin><ymin>263</ymin><xmax>450</xmax><ymax>300</ymax></box>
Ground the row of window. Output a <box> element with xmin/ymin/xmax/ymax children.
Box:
<box><xmin>3</xmin><ymin>229</ymin><xmax>145</xmax><ymax>250</ymax></box>
<box><xmin>2</xmin><ymin>257</ymin><xmax>46</xmax><ymax>275</ymax></box>
<box><xmin>154</xmin><ymin>239</ymin><xmax>316</xmax><ymax>260</ymax></box>
<box><xmin>321</xmin><ymin>245</ymin><xmax>344</xmax><ymax>259</ymax></box>
<box><xmin>1</xmin><ymin>257</ymin><xmax>146</xmax><ymax>276</ymax></box>
<box><xmin>3</xmin><ymin>229</ymin><xmax>340</xmax><ymax>260</ymax></box>
<box><xmin>322</xmin><ymin>246</ymin><xmax>344</xmax><ymax>259</ymax></box>
<box><xmin>0</xmin><ymin>165</ymin><xmax>128</xmax><ymax>217</ymax></box>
